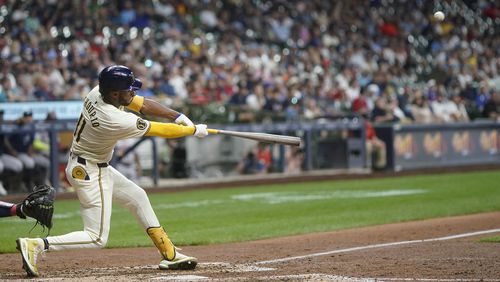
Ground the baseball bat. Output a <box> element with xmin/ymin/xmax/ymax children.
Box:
<box><xmin>207</xmin><ymin>129</ymin><xmax>301</xmax><ymax>146</ymax></box>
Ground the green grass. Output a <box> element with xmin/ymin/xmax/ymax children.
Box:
<box><xmin>480</xmin><ymin>236</ymin><xmax>500</xmax><ymax>243</ymax></box>
<box><xmin>1</xmin><ymin>170</ymin><xmax>499</xmax><ymax>253</ymax></box>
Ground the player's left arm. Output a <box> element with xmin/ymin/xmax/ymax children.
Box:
<box><xmin>145</xmin><ymin>122</ymin><xmax>207</xmax><ymax>138</ymax></box>
<box><xmin>126</xmin><ymin>95</ymin><xmax>194</xmax><ymax>126</ymax></box>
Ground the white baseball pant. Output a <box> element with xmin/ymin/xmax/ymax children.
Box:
<box><xmin>46</xmin><ymin>154</ymin><xmax>161</xmax><ymax>251</ymax></box>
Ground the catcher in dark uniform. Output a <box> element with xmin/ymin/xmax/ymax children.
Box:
<box><xmin>0</xmin><ymin>184</ymin><xmax>55</xmax><ymax>230</ymax></box>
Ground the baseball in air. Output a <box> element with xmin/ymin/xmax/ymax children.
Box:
<box><xmin>434</xmin><ymin>11</ymin><xmax>445</xmax><ymax>21</ymax></box>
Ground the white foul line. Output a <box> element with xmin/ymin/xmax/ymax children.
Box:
<box><xmin>256</xmin><ymin>228</ymin><xmax>500</xmax><ymax>265</ymax></box>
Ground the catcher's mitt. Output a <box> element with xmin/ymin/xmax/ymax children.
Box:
<box><xmin>16</xmin><ymin>184</ymin><xmax>56</xmax><ymax>230</ymax></box>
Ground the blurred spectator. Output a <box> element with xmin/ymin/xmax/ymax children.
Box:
<box><xmin>352</xmin><ymin>87</ymin><xmax>371</xmax><ymax>119</ymax></box>
<box><xmin>285</xmin><ymin>100</ymin><xmax>301</xmax><ymax>121</ymax></box>
<box><xmin>33</xmin><ymin>74</ymin><xmax>55</xmax><ymax>101</ymax></box>
<box><xmin>263</xmin><ymin>87</ymin><xmax>284</xmax><ymax>113</ymax></box>
<box><xmin>365</xmin><ymin>84</ymin><xmax>380</xmax><ymax>111</ymax></box>
<box><xmin>167</xmin><ymin>139</ymin><xmax>188</xmax><ymax>179</ymax></box>
<box><xmin>0</xmin><ymin>110</ymin><xmax>24</xmax><ymax>194</ymax></box>
<box><xmin>1</xmin><ymin>77</ymin><xmax>23</xmax><ymax>102</ymax></box>
<box><xmin>227</xmin><ymin>83</ymin><xmax>255</xmax><ymax>122</ymax></box>
<box><xmin>227</xmin><ymin>83</ymin><xmax>249</xmax><ymax>107</ymax></box>
<box><xmin>303</xmin><ymin>97</ymin><xmax>322</xmax><ymax>120</ymax></box>
<box><xmin>431</xmin><ymin>92</ymin><xmax>463</xmax><ymax>123</ymax></box>
<box><xmin>410</xmin><ymin>92</ymin><xmax>437</xmax><ymax>124</ymax></box>
<box><xmin>269</xmin><ymin>11</ymin><xmax>293</xmax><ymax>43</ymax></box>
<box><xmin>237</xmin><ymin>150</ymin><xmax>266</xmax><ymax>175</ymax></box>
<box><xmin>246</xmin><ymin>84</ymin><xmax>266</xmax><ymax>112</ymax></box>
<box><xmin>255</xmin><ymin>143</ymin><xmax>272</xmax><ymax>173</ymax></box>
<box><xmin>237</xmin><ymin>143</ymin><xmax>271</xmax><ymax>175</ymax></box>
<box><xmin>365</xmin><ymin>120</ymin><xmax>387</xmax><ymax>171</ymax></box>
<box><xmin>475</xmin><ymin>83</ymin><xmax>490</xmax><ymax>114</ymax></box>
<box><xmin>284</xmin><ymin>146</ymin><xmax>304</xmax><ymax>174</ymax></box>
<box><xmin>396</xmin><ymin>87</ymin><xmax>414</xmax><ymax>120</ymax></box>
<box><xmin>4</xmin><ymin>111</ymin><xmax>50</xmax><ymax>189</ymax></box>
<box><xmin>387</xmin><ymin>96</ymin><xmax>412</xmax><ymax>124</ymax></box>
<box><xmin>372</xmin><ymin>97</ymin><xmax>399</xmax><ymax>123</ymax></box>
<box><xmin>120</xmin><ymin>0</ymin><xmax>137</xmax><ymax>26</ymax></box>
<box><xmin>160</xmin><ymin>71</ymin><xmax>176</xmax><ymax>95</ymax></box>
<box><xmin>482</xmin><ymin>91</ymin><xmax>500</xmax><ymax>121</ymax></box>
<box><xmin>33</xmin><ymin>112</ymin><xmax>57</xmax><ymax>158</ymax></box>
<box><xmin>450</xmin><ymin>95</ymin><xmax>470</xmax><ymax>122</ymax></box>
<box><xmin>0</xmin><ymin>63</ymin><xmax>16</xmax><ymax>89</ymax></box>
<box><xmin>168</xmin><ymin>67</ymin><xmax>188</xmax><ymax>100</ymax></box>
<box><xmin>43</xmin><ymin>62</ymin><xmax>65</xmax><ymax>98</ymax></box>
<box><xmin>351</xmin><ymin>92</ymin><xmax>387</xmax><ymax>170</ymax></box>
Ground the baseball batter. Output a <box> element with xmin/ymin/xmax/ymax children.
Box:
<box><xmin>16</xmin><ymin>65</ymin><xmax>208</xmax><ymax>277</ymax></box>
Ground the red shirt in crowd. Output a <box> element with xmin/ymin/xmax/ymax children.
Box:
<box><xmin>365</xmin><ymin>121</ymin><xmax>376</xmax><ymax>140</ymax></box>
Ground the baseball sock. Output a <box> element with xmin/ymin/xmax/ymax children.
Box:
<box><xmin>147</xmin><ymin>226</ymin><xmax>176</xmax><ymax>261</ymax></box>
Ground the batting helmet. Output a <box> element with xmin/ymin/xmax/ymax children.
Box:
<box><xmin>98</xmin><ymin>65</ymin><xmax>142</xmax><ymax>92</ymax></box>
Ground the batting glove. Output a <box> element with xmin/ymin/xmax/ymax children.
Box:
<box><xmin>193</xmin><ymin>124</ymin><xmax>208</xmax><ymax>138</ymax></box>
<box><xmin>174</xmin><ymin>114</ymin><xmax>194</xmax><ymax>127</ymax></box>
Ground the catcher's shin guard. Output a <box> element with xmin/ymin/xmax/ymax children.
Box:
<box><xmin>147</xmin><ymin>226</ymin><xmax>176</xmax><ymax>261</ymax></box>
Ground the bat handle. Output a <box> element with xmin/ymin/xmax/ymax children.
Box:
<box><xmin>207</xmin><ymin>129</ymin><xmax>219</xmax><ymax>135</ymax></box>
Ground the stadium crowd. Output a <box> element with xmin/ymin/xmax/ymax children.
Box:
<box><xmin>0</xmin><ymin>0</ymin><xmax>500</xmax><ymax>193</ymax></box>
<box><xmin>0</xmin><ymin>0</ymin><xmax>498</xmax><ymax>124</ymax></box>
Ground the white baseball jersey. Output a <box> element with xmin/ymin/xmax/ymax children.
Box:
<box><xmin>71</xmin><ymin>86</ymin><xmax>150</xmax><ymax>163</ymax></box>
<box><xmin>46</xmin><ymin>86</ymin><xmax>161</xmax><ymax>252</ymax></box>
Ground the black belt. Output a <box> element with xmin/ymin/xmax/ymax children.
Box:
<box><xmin>76</xmin><ymin>156</ymin><xmax>109</xmax><ymax>168</ymax></box>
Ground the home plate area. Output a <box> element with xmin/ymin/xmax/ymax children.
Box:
<box><xmin>151</xmin><ymin>262</ymin><xmax>359</xmax><ymax>281</ymax></box>
<box><xmin>55</xmin><ymin>262</ymin><xmax>364</xmax><ymax>281</ymax></box>
<box><xmin>73</xmin><ymin>262</ymin><xmax>500</xmax><ymax>282</ymax></box>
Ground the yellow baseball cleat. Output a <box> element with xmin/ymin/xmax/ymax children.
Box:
<box><xmin>158</xmin><ymin>252</ymin><xmax>198</xmax><ymax>270</ymax></box>
<box><xmin>16</xmin><ymin>238</ymin><xmax>45</xmax><ymax>277</ymax></box>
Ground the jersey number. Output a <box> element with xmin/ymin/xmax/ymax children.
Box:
<box><xmin>73</xmin><ymin>114</ymin><xmax>86</xmax><ymax>143</ymax></box>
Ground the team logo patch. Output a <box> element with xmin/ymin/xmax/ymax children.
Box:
<box><xmin>136</xmin><ymin>118</ymin><xmax>147</xmax><ymax>130</ymax></box>
<box><xmin>72</xmin><ymin>166</ymin><xmax>90</xmax><ymax>180</ymax></box>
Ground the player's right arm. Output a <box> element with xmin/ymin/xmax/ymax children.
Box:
<box><xmin>126</xmin><ymin>96</ymin><xmax>193</xmax><ymax>125</ymax></box>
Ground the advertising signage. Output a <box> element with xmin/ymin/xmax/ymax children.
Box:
<box><xmin>391</xmin><ymin>124</ymin><xmax>500</xmax><ymax>170</ymax></box>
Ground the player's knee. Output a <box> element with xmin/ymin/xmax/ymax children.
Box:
<box><xmin>94</xmin><ymin>237</ymin><xmax>108</xmax><ymax>248</ymax></box>
<box><xmin>136</xmin><ymin>188</ymin><xmax>148</xmax><ymax>200</ymax></box>
<box><xmin>129</xmin><ymin>188</ymin><xmax>149</xmax><ymax>207</ymax></box>
<box><xmin>90</xmin><ymin>234</ymin><xmax>108</xmax><ymax>248</ymax></box>
<box><xmin>86</xmin><ymin>230</ymin><xmax>109</xmax><ymax>248</ymax></box>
